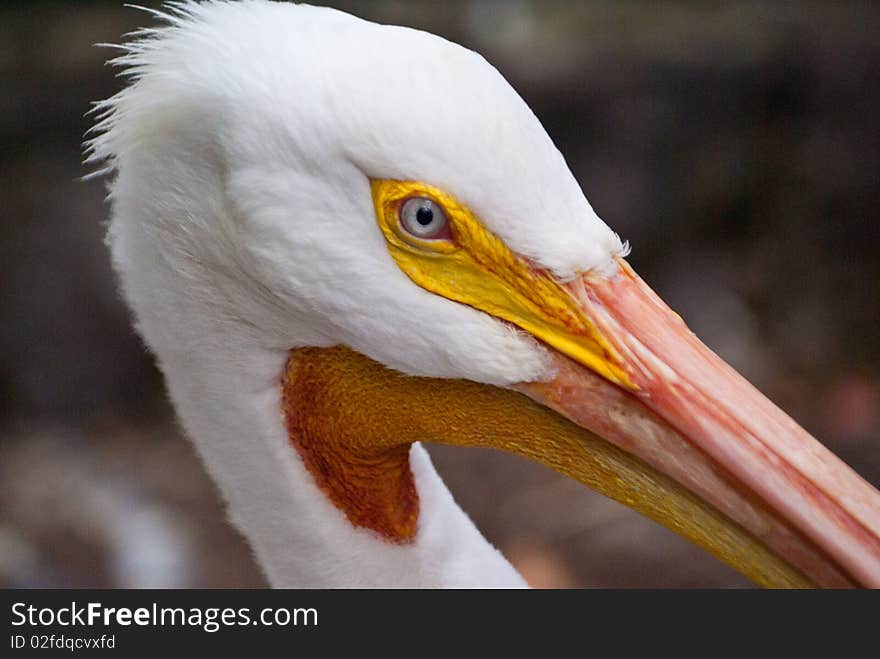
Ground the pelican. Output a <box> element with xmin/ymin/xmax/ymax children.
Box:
<box><xmin>86</xmin><ymin>0</ymin><xmax>880</xmax><ymax>588</ymax></box>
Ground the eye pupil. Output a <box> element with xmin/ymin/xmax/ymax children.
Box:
<box><xmin>416</xmin><ymin>206</ymin><xmax>434</xmax><ymax>226</ymax></box>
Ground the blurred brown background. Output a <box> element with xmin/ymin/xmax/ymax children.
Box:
<box><xmin>1</xmin><ymin>1</ymin><xmax>878</xmax><ymax>588</ymax></box>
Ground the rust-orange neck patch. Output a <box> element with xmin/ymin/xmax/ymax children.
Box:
<box><xmin>282</xmin><ymin>349</ymin><xmax>419</xmax><ymax>542</ymax></box>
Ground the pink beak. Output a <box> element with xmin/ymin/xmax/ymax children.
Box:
<box><xmin>516</xmin><ymin>259</ymin><xmax>880</xmax><ymax>588</ymax></box>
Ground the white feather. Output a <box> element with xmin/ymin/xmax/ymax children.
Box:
<box><xmin>90</xmin><ymin>0</ymin><xmax>625</xmax><ymax>586</ymax></box>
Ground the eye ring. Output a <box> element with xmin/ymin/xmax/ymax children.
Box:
<box><xmin>399</xmin><ymin>197</ymin><xmax>449</xmax><ymax>240</ymax></box>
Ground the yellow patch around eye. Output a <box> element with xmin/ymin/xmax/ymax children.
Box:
<box><xmin>370</xmin><ymin>179</ymin><xmax>635</xmax><ymax>390</ymax></box>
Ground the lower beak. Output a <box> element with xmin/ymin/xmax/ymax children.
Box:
<box><xmin>516</xmin><ymin>259</ymin><xmax>880</xmax><ymax>588</ymax></box>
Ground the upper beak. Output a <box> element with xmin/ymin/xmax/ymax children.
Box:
<box><xmin>515</xmin><ymin>258</ymin><xmax>880</xmax><ymax>588</ymax></box>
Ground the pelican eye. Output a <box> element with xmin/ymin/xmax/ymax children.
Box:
<box><xmin>399</xmin><ymin>197</ymin><xmax>448</xmax><ymax>240</ymax></box>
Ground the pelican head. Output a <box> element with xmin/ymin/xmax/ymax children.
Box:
<box><xmin>88</xmin><ymin>1</ymin><xmax>880</xmax><ymax>587</ymax></box>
